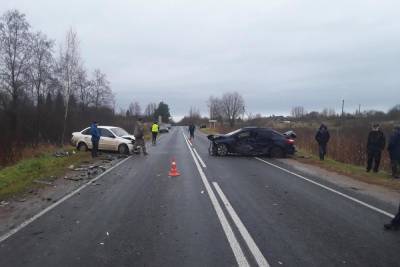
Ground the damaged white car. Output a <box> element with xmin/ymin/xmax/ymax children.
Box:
<box><xmin>71</xmin><ymin>126</ymin><xmax>136</xmax><ymax>154</ymax></box>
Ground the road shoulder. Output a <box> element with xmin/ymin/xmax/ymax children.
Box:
<box><xmin>0</xmin><ymin>153</ymin><xmax>129</xmax><ymax>237</ymax></box>
<box><xmin>278</xmin><ymin>158</ymin><xmax>400</xmax><ymax>207</ymax></box>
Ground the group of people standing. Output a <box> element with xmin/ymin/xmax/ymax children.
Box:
<box><xmin>315</xmin><ymin>123</ymin><xmax>400</xmax><ymax>178</ymax></box>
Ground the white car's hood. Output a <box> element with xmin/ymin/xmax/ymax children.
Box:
<box><xmin>121</xmin><ymin>135</ymin><xmax>136</xmax><ymax>141</ymax></box>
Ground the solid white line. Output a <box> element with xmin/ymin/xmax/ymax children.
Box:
<box><xmin>193</xmin><ymin>148</ymin><xmax>207</xmax><ymax>168</ymax></box>
<box><xmin>254</xmin><ymin>157</ymin><xmax>395</xmax><ymax>218</ymax></box>
<box><xmin>0</xmin><ymin>156</ymin><xmax>133</xmax><ymax>244</ymax></box>
<box><xmin>183</xmin><ymin>133</ymin><xmax>206</xmax><ymax>168</ymax></box>
<box><xmin>182</xmin><ymin>132</ymin><xmax>250</xmax><ymax>267</ymax></box>
<box><xmin>213</xmin><ymin>182</ymin><xmax>270</xmax><ymax>267</ymax></box>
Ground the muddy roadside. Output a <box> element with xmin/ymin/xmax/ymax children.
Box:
<box><xmin>0</xmin><ymin>153</ymin><xmax>130</xmax><ymax>237</ymax></box>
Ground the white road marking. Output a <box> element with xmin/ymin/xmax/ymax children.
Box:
<box><xmin>182</xmin><ymin>132</ymin><xmax>250</xmax><ymax>267</ymax></box>
<box><xmin>193</xmin><ymin>148</ymin><xmax>207</xmax><ymax>168</ymax></box>
<box><xmin>0</xmin><ymin>156</ymin><xmax>133</xmax><ymax>244</ymax></box>
<box><xmin>183</xmin><ymin>133</ymin><xmax>206</xmax><ymax>168</ymax></box>
<box><xmin>254</xmin><ymin>157</ymin><xmax>395</xmax><ymax>218</ymax></box>
<box><xmin>213</xmin><ymin>182</ymin><xmax>270</xmax><ymax>267</ymax></box>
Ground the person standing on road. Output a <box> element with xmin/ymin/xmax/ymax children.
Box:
<box><xmin>315</xmin><ymin>124</ymin><xmax>330</xmax><ymax>160</ymax></box>
<box><xmin>90</xmin><ymin>121</ymin><xmax>100</xmax><ymax>158</ymax></box>
<box><xmin>151</xmin><ymin>121</ymin><xmax>159</xmax><ymax>145</ymax></box>
<box><xmin>134</xmin><ymin>117</ymin><xmax>148</xmax><ymax>156</ymax></box>
<box><xmin>366</xmin><ymin>123</ymin><xmax>386</xmax><ymax>173</ymax></box>
<box><xmin>188</xmin><ymin>123</ymin><xmax>196</xmax><ymax>141</ymax></box>
<box><xmin>388</xmin><ymin>125</ymin><xmax>400</xmax><ymax>178</ymax></box>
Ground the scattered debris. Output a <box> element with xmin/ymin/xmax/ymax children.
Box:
<box><xmin>99</xmin><ymin>242</ymin><xmax>104</xmax><ymax>245</ymax></box>
<box><xmin>0</xmin><ymin>200</ymin><xmax>9</xmax><ymax>207</ymax></box>
<box><xmin>46</xmin><ymin>197</ymin><xmax>52</xmax><ymax>202</ymax></box>
<box><xmin>118</xmin><ymin>154</ymin><xmax>128</xmax><ymax>159</ymax></box>
<box><xmin>278</xmin><ymin>261</ymin><xmax>283</xmax><ymax>265</ymax></box>
<box><xmin>33</xmin><ymin>179</ymin><xmax>54</xmax><ymax>186</ymax></box>
<box><xmin>17</xmin><ymin>198</ymin><xmax>26</xmax><ymax>202</ymax></box>
<box><xmin>200</xmin><ymin>190</ymin><xmax>204</xmax><ymax>194</ymax></box>
<box><xmin>98</xmin><ymin>166</ymin><xmax>107</xmax><ymax>171</ymax></box>
<box><xmin>73</xmin><ymin>167</ymin><xmax>88</xmax><ymax>171</ymax></box>
<box><xmin>106</xmin><ymin>232</ymin><xmax>109</xmax><ymax>236</ymax></box>
<box><xmin>64</xmin><ymin>176</ymin><xmax>83</xmax><ymax>181</ymax></box>
<box><xmin>68</xmin><ymin>165</ymin><xmax>75</xmax><ymax>170</ymax></box>
<box><xmin>54</xmin><ymin>151</ymin><xmax>70</xmax><ymax>157</ymax></box>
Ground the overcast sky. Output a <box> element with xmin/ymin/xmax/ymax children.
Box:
<box><xmin>2</xmin><ymin>0</ymin><xmax>400</xmax><ymax>119</ymax></box>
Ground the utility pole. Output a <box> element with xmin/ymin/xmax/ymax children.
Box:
<box><xmin>341</xmin><ymin>99</ymin><xmax>345</xmax><ymax>117</ymax></box>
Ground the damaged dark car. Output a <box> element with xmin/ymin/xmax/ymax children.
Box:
<box><xmin>208</xmin><ymin>127</ymin><xmax>296</xmax><ymax>158</ymax></box>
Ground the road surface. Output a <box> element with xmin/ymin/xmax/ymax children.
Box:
<box><xmin>0</xmin><ymin>127</ymin><xmax>399</xmax><ymax>267</ymax></box>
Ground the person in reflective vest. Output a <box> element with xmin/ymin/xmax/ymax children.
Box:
<box><xmin>151</xmin><ymin>122</ymin><xmax>159</xmax><ymax>145</ymax></box>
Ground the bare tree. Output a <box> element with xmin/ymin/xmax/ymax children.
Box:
<box><xmin>290</xmin><ymin>106</ymin><xmax>307</xmax><ymax>118</ymax></box>
<box><xmin>144</xmin><ymin>102</ymin><xmax>157</xmax><ymax>118</ymax></box>
<box><xmin>29</xmin><ymin>32</ymin><xmax>54</xmax><ymax>102</ymax></box>
<box><xmin>57</xmin><ymin>28</ymin><xmax>80</xmax><ymax>146</ymax></box>
<box><xmin>189</xmin><ymin>106</ymin><xmax>201</xmax><ymax>119</ymax></box>
<box><xmin>74</xmin><ymin>66</ymin><xmax>92</xmax><ymax>111</ymax></box>
<box><xmin>128</xmin><ymin>101</ymin><xmax>141</xmax><ymax>117</ymax></box>
<box><xmin>321</xmin><ymin>107</ymin><xmax>336</xmax><ymax>117</ymax></box>
<box><xmin>29</xmin><ymin>31</ymin><xmax>54</xmax><ymax>141</ymax></box>
<box><xmin>92</xmin><ymin>68</ymin><xmax>113</xmax><ymax>109</ymax></box>
<box><xmin>220</xmin><ymin>92</ymin><xmax>245</xmax><ymax>127</ymax></box>
<box><xmin>0</xmin><ymin>9</ymin><xmax>32</xmax><ymax>133</ymax></box>
<box><xmin>207</xmin><ymin>96</ymin><xmax>222</xmax><ymax>121</ymax></box>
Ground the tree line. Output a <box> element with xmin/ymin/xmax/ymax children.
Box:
<box><xmin>0</xmin><ymin>9</ymin><xmax>170</xmax><ymax>165</ymax></box>
<box><xmin>290</xmin><ymin>105</ymin><xmax>400</xmax><ymax>121</ymax></box>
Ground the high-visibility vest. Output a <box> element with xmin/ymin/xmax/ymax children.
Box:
<box><xmin>152</xmin><ymin>124</ymin><xmax>159</xmax><ymax>133</ymax></box>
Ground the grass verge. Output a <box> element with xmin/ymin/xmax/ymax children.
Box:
<box><xmin>0</xmin><ymin>148</ymin><xmax>91</xmax><ymax>201</ymax></box>
<box><xmin>294</xmin><ymin>150</ymin><xmax>400</xmax><ymax>191</ymax></box>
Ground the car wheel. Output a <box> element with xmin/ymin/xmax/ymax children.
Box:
<box><xmin>270</xmin><ymin>146</ymin><xmax>285</xmax><ymax>158</ymax></box>
<box><xmin>216</xmin><ymin>144</ymin><xmax>228</xmax><ymax>156</ymax></box>
<box><xmin>118</xmin><ymin>144</ymin><xmax>129</xmax><ymax>155</ymax></box>
<box><xmin>77</xmin><ymin>142</ymin><xmax>88</xmax><ymax>152</ymax></box>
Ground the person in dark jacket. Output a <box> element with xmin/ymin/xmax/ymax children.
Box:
<box><xmin>366</xmin><ymin>123</ymin><xmax>386</xmax><ymax>173</ymax></box>
<box><xmin>134</xmin><ymin>117</ymin><xmax>148</xmax><ymax>156</ymax></box>
<box><xmin>90</xmin><ymin>121</ymin><xmax>100</xmax><ymax>158</ymax></box>
<box><xmin>188</xmin><ymin>123</ymin><xmax>195</xmax><ymax>141</ymax></box>
<box><xmin>388</xmin><ymin>125</ymin><xmax>400</xmax><ymax>178</ymax></box>
<box><xmin>315</xmin><ymin>124</ymin><xmax>330</xmax><ymax>160</ymax></box>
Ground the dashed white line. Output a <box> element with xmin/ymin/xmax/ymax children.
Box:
<box><xmin>182</xmin><ymin>132</ymin><xmax>250</xmax><ymax>267</ymax></box>
<box><xmin>0</xmin><ymin>156</ymin><xmax>133</xmax><ymax>244</ymax></box>
<box><xmin>254</xmin><ymin>157</ymin><xmax>395</xmax><ymax>218</ymax></box>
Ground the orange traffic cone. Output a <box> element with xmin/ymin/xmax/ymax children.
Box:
<box><xmin>168</xmin><ymin>159</ymin><xmax>181</xmax><ymax>177</ymax></box>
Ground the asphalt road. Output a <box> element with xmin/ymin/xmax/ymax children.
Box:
<box><xmin>1</xmin><ymin>126</ymin><xmax>400</xmax><ymax>267</ymax></box>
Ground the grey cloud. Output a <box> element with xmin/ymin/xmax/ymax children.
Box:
<box><xmin>2</xmin><ymin>0</ymin><xmax>399</xmax><ymax>119</ymax></box>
